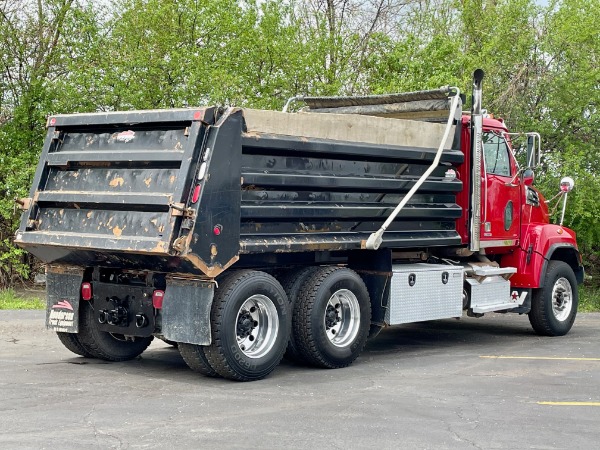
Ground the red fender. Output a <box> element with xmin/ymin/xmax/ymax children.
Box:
<box><xmin>501</xmin><ymin>223</ymin><xmax>580</xmax><ymax>288</ymax></box>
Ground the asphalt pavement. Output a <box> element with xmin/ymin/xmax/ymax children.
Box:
<box><xmin>1</xmin><ymin>310</ymin><xmax>599</xmax><ymax>449</ymax></box>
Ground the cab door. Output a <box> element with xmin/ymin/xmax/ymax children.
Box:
<box><xmin>480</xmin><ymin>130</ymin><xmax>521</xmax><ymax>248</ymax></box>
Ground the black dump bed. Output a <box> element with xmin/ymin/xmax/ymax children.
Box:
<box><xmin>16</xmin><ymin>98</ymin><xmax>465</xmax><ymax>277</ymax></box>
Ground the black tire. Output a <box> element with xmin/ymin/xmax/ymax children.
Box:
<box><xmin>204</xmin><ymin>270</ymin><xmax>291</xmax><ymax>381</ymax></box>
<box><xmin>56</xmin><ymin>332</ymin><xmax>94</xmax><ymax>358</ymax></box>
<box><xmin>178</xmin><ymin>343</ymin><xmax>219</xmax><ymax>377</ymax></box>
<box><xmin>77</xmin><ymin>301</ymin><xmax>153</xmax><ymax>361</ymax></box>
<box><xmin>278</xmin><ymin>266</ymin><xmax>320</xmax><ymax>363</ymax></box>
<box><xmin>293</xmin><ymin>267</ymin><xmax>371</xmax><ymax>369</ymax></box>
<box><xmin>528</xmin><ymin>260</ymin><xmax>578</xmax><ymax>336</ymax></box>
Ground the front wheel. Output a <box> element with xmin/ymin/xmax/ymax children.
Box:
<box><xmin>528</xmin><ymin>260</ymin><xmax>578</xmax><ymax>336</ymax></box>
<box><xmin>78</xmin><ymin>301</ymin><xmax>153</xmax><ymax>361</ymax></box>
<box><xmin>293</xmin><ymin>267</ymin><xmax>371</xmax><ymax>369</ymax></box>
<box><xmin>204</xmin><ymin>270</ymin><xmax>290</xmax><ymax>381</ymax></box>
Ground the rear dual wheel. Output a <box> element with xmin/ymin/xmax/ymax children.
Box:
<box><xmin>292</xmin><ymin>267</ymin><xmax>371</xmax><ymax>369</ymax></box>
<box><xmin>180</xmin><ymin>267</ymin><xmax>371</xmax><ymax>379</ymax></box>
<box><xmin>181</xmin><ymin>270</ymin><xmax>290</xmax><ymax>381</ymax></box>
<box><xmin>56</xmin><ymin>332</ymin><xmax>93</xmax><ymax>358</ymax></box>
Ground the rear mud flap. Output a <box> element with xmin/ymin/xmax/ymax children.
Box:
<box><xmin>45</xmin><ymin>269</ymin><xmax>84</xmax><ymax>333</ymax></box>
<box><xmin>161</xmin><ymin>279</ymin><xmax>214</xmax><ymax>345</ymax></box>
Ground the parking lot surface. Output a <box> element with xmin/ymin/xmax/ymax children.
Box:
<box><xmin>1</xmin><ymin>310</ymin><xmax>599</xmax><ymax>449</ymax></box>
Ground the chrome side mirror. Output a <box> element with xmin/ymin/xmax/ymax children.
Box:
<box><xmin>559</xmin><ymin>176</ymin><xmax>575</xmax><ymax>226</ymax></box>
<box><xmin>522</xmin><ymin>169</ymin><xmax>534</xmax><ymax>186</ymax></box>
<box><xmin>560</xmin><ymin>176</ymin><xmax>574</xmax><ymax>192</ymax></box>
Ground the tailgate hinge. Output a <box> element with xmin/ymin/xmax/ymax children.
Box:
<box><xmin>15</xmin><ymin>197</ymin><xmax>32</xmax><ymax>211</ymax></box>
<box><xmin>170</xmin><ymin>202</ymin><xmax>195</xmax><ymax>218</ymax></box>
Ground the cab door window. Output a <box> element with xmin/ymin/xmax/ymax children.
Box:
<box><xmin>483</xmin><ymin>132</ymin><xmax>511</xmax><ymax>177</ymax></box>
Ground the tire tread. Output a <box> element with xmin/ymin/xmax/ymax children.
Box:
<box><xmin>528</xmin><ymin>260</ymin><xmax>578</xmax><ymax>337</ymax></box>
<box><xmin>56</xmin><ymin>332</ymin><xmax>94</xmax><ymax>358</ymax></box>
<box><xmin>179</xmin><ymin>343</ymin><xmax>219</xmax><ymax>377</ymax></box>
<box><xmin>293</xmin><ymin>266</ymin><xmax>370</xmax><ymax>369</ymax></box>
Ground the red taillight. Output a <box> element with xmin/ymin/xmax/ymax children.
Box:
<box><xmin>191</xmin><ymin>184</ymin><xmax>201</xmax><ymax>203</ymax></box>
<box><xmin>81</xmin><ymin>282</ymin><xmax>92</xmax><ymax>301</ymax></box>
<box><xmin>153</xmin><ymin>290</ymin><xmax>165</xmax><ymax>309</ymax></box>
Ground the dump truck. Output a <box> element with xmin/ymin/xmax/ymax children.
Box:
<box><xmin>15</xmin><ymin>70</ymin><xmax>584</xmax><ymax>381</ymax></box>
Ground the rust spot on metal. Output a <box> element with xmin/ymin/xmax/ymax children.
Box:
<box><xmin>184</xmin><ymin>253</ymin><xmax>239</xmax><ymax>278</ymax></box>
<box><xmin>112</xmin><ymin>226</ymin><xmax>123</xmax><ymax>237</ymax></box>
<box><xmin>47</xmin><ymin>264</ymin><xmax>84</xmax><ymax>275</ymax></box>
<box><xmin>151</xmin><ymin>241</ymin><xmax>168</xmax><ymax>253</ymax></box>
<box><xmin>109</xmin><ymin>177</ymin><xmax>125</xmax><ymax>187</ymax></box>
<box><xmin>86</xmin><ymin>212</ymin><xmax>93</xmax><ymax>219</ymax></box>
<box><xmin>144</xmin><ymin>177</ymin><xmax>152</xmax><ymax>187</ymax></box>
<box><xmin>242</xmin><ymin>131</ymin><xmax>261</xmax><ymax>140</ymax></box>
<box><xmin>169</xmin><ymin>175</ymin><xmax>176</xmax><ymax>184</ymax></box>
<box><xmin>15</xmin><ymin>197</ymin><xmax>32</xmax><ymax>211</ymax></box>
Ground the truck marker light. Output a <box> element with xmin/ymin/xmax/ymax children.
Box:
<box><xmin>81</xmin><ymin>282</ymin><xmax>93</xmax><ymax>301</ymax></box>
<box><xmin>213</xmin><ymin>224</ymin><xmax>222</xmax><ymax>236</ymax></box>
<box><xmin>193</xmin><ymin>111</ymin><xmax>202</xmax><ymax>120</ymax></box>
<box><xmin>191</xmin><ymin>185</ymin><xmax>201</xmax><ymax>203</ymax></box>
<box><xmin>153</xmin><ymin>290</ymin><xmax>165</xmax><ymax>309</ymax></box>
<box><xmin>197</xmin><ymin>162</ymin><xmax>207</xmax><ymax>180</ymax></box>
<box><xmin>49</xmin><ymin>117</ymin><xmax>56</xmax><ymax>127</ymax></box>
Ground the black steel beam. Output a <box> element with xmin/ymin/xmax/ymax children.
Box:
<box><xmin>241</xmin><ymin>172</ymin><xmax>462</xmax><ymax>193</ymax></box>
<box><xmin>46</xmin><ymin>150</ymin><xmax>184</xmax><ymax>166</ymax></box>
<box><xmin>36</xmin><ymin>191</ymin><xmax>173</xmax><ymax>208</ymax></box>
<box><xmin>48</xmin><ymin>108</ymin><xmax>215</xmax><ymax>127</ymax></box>
<box><xmin>240</xmin><ymin>203</ymin><xmax>462</xmax><ymax>220</ymax></box>
<box><xmin>242</xmin><ymin>134</ymin><xmax>464</xmax><ymax>164</ymax></box>
<box><xmin>239</xmin><ymin>230</ymin><xmax>461</xmax><ymax>254</ymax></box>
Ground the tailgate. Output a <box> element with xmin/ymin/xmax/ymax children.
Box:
<box><xmin>15</xmin><ymin>108</ymin><xmax>215</xmax><ymax>265</ymax></box>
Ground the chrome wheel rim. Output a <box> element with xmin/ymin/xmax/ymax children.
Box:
<box><xmin>324</xmin><ymin>289</ymin><xmax>360</xmax><ymax>348</ymax></box>
<box><xmin>551</xmin><ymin>277</ymin><xmax>573</xmax><ymax>322</ymax></box>
<box><xmin>236</xmin><ymin>295</ymin><xmax>279</xmax><ymax>359</ymax></box>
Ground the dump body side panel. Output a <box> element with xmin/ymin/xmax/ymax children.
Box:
<box><xmin>239</xmin><ymin>110</ymin><xmax>464</xmax><ymax>253</ymax></box>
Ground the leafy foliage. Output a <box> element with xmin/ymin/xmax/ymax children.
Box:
<box><xmin>0</xmin><ymin>0</ymin><xmax>599</xmax><ymax>288</ymax></box>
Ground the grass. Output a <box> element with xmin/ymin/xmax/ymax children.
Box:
<box><xmin>0</xmin><ymin>285</ymin><xmax>599</xmax><ymax>312</ymax></box>
<box><xmin>0</xmin><ymin>288</ymin><xmax>45</xmax><ymax>310</ymax></box>
<box><xmin>579</xmin><ymin>284</ymin><xmax>600</xmax><ymax>313</ymax></box>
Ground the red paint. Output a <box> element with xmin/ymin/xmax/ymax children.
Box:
<box><xmin>81</xmin><ymin>282</ymin><xmax>92</xmax><ymax>301</ymax></box>
<box><xmin>191</xmin><ymin>184</ymin><xmax>201</xmax><ymax>203</ymax></box>
<box><xmin>455</xmin><ymin>115</ymin><xmax>579</xmax><ymax>287</ymax></box>
<box><xmin>501</xmin><ymin>224</ymin><xmax>578</xmax><ymax>288</ymax></box>
<box><xmin>152</xmin><ymin>290</ymin><xmax>165</xmax><ymax>309</ymax></box>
